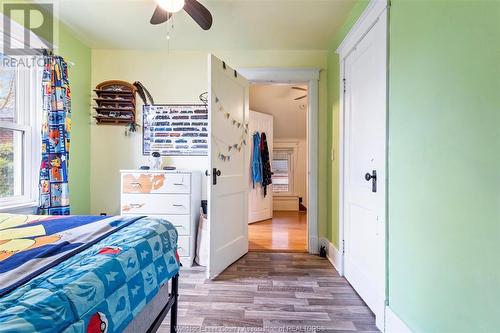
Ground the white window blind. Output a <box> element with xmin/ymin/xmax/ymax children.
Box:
<box><xmin>272</xmin><ymin>149</ymin><xmax>293</xmax><ymax>193</ymax></box>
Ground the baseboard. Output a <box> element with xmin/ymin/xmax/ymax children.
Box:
<box><xmin>385</xmin><ymin>306</ymin><xmax>412</xmax><ymax>333</ymax></box>
<box><xmin>309</xmin><ymin>236</ymin><xmax>319</xmax><ymax>254</ymax></box>
<box><xmin>320</xmin><ymin>237</ymin><xmax>343</xmax><ymax>275</ymax></box>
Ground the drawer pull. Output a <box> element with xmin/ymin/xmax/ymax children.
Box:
<box><xmin>172</xmin><ymin>204</ymin><xmax>184</xmax><ymax>207</ymax></box>
<box><xmin>129</xmin><ymin>203</ymin><xmax>143</xmax><ymax>208</ymax></box>
<box><xmin>173</xmin><ymin>183</ymin><xmax>184</xmax><ymax>186</ymax></box>
<box><xmin>175</xmin><ymin>225</ymin><xmax>185</xmax><ymax>229</ymax></box>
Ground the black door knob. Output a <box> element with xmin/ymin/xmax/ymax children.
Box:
<box><xmin>364</xmin><ymin>170</ymin><xmax>377</xmax><ymax>193</ymax></box>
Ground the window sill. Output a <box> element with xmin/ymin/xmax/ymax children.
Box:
<box><xmin>0</xmin><ymin>201</ymin><xmax>38</xmax><ymax>214</ymax></box>
<box><xmin>273</xmin><ymin>193</ymin><xmax>299</xmax><ymax>197</ymax></box>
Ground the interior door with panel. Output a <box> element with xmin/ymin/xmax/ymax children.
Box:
<box><xmin>248</xmin><ymin>110</ymin><xmax>273</xmax><ymax>223</ymax></box>
<box><xmin>343</xmin><ymin>10</ymin><xmax>387</xmax><ymax>329</ymax></box>
<box><xmin>208</xmin><ymin>54</ymin><xmax>250</xmax><ymax>279</ymax></box>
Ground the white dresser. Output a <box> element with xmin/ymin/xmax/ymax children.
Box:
<box><xmin>120</xmin><ymin>170</ymin><xmax>201</xmax><ymax>267</ymax></box>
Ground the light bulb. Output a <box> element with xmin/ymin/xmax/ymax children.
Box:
<box><xmin>157</xmin><ymin>0</ymin><xmax>185</xmax><ymax>13</ymax></box>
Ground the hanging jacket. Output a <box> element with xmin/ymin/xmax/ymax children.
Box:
<box><xmin>252</xmin><ymin>132</ymin><xmax>262</xmax><ymax>187</ymax></box>
<box><xmin>260</xmin><ymin>132</ymin><xmax>272</xmax><ymax>197</ymax></box>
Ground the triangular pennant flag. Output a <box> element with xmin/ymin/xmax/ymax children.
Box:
<box><xmin>215</xmin><ymin>97</ymin><xmax>220</xmax><ymax>103</ymax></box>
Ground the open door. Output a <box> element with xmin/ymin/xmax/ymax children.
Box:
<box><xmin>248</xmin><ymin>110</ymin><xmax>274</xmax><ymax>223</ymax></box>
<box><xmin>207</xmin><ymin>54</ymin><xmax>250</xmax><ymax>279</ymax></box>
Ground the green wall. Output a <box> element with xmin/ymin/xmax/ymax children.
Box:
<box><xmin>388</xmin><ymin>0</ymin><xmax>500</xmax><ymax>331</ymax></box>
<box><xmin>326</xmin><ymin>0</ymin><xmax>369</xmax><ymax>247</ymax></box>
<box><xmin>57</xmin><ymin>21</ymin><xmax>91</xmax><ymax>214</ymax></box>
<box><xmin>327</xmin><ymin>0</ymin><xmax>499</xmax><ymax>330</ymax></box>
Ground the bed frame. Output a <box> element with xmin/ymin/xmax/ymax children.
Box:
<box><xmin>146</xmin><ymin>273</ymin><xmax>179</xmax><ymax>333</ymax></box>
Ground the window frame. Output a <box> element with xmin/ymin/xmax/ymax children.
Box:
<box><xmin>272</xmin><ymin>148</ymin><xmax>294</xmax><ymax>195</ymax></box>
<box><xmin>0</xmin><ymin>15</ymin><xmax>43</xmax><ymax>210</ymax></box>
<box><xmin>272</xmin><ymin>142</ymin><xmax>299</xmax><ymax>196</ymax></box>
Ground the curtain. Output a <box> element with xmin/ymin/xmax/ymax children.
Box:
<box><xmin>38</xmin><ymin>55</ymin><xmax>71</xmax><ymax>215</ymax></box>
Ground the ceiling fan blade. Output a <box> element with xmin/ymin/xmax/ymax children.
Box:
<box><xmin>292</xmin><ymin>87</ymin><xmax>307</xmax><ymax>91</ymax></box>
<box><xmin>184</xmin><ymin>0</ymin><xmax>213</xmax><ymax>30</ymax></box>
<box><xmin>295</xmin><ymin>95</ymin><xmax>307</xmax><ymax>101</ymax></box>
<box><xmin>150</xmin><ymin>5</ymin><xmax>172</xmax><ymax>25</ymax></box>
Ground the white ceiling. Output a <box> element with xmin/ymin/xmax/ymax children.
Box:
<box><xmin>47</xmin><ymin>0</ymin><xmax>356</xmax><ymax>50</ymax></box>
<box><xmin>250</xmin><ymin>84</ymin><xmax>307</xmax><ymax>139</ymax></box>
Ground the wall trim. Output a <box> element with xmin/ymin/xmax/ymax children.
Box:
<box><xmin>385</xmin><ymin>307</ymin><xmax>413</xmax><ymax>333</ymax></box>
<box><xmin>336</xmin><ymin>0</ymin><xmax>388</xmax><ymax>56</ymax></box>
<box><xmin>320</xmin><ymin>237</ymin><xmax>343</xmax><ymax>275</ymax></box>
<box><xmin>238</xmin><ymin>68</ymin><xmax>320</xmax><ymax>83</ymax></box>
<box><xmin>239</xmin><ymin>67</ymin><xmax>320</xmax><ymax>254</ymax></box>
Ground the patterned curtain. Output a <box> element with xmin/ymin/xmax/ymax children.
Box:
<box><xmin>38</xmin><ymin>55</ymin><xmax>71</xmax><ymax>215</ymax></box>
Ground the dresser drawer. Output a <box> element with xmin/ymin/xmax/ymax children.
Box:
<box><xmin>122</xmin><ymin>173</ymin><xmax>191</xmax><ymax>194</ymax></box>
<box><xmin>155</xmin><ymin>215</ymin><xmax>191</xmax><ymax>236</ymax></box>
<box><xmin>121</xmin><ymin>194</ymin><xmax>190</xmax><ymax>215</ymax></box>
<box><xmin>177</xmin><ymin>236</ymin><xmax>191</xmax><ymax>257</ymax></box>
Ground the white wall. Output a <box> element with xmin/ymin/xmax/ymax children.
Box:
<box><xmin>90</xmin><ymin>50</ymin><xmax>327</xmax><ymax>217</ymax></box>
<box><xmin>250</xmin><ymin>84</ymin><xmax>308</xmax><ymax>139</ymax></box>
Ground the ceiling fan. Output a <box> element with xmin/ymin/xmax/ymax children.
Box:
<box><xmin>292</xmin><ymin>86</ymin><xmax>308</xmax><ymax>101</ymax></box>
<box><xmin>150</xmin><ymin>0</ymin><xmax>213</xmax><ymax>30</ymax></box>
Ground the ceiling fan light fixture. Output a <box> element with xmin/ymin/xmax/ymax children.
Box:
<box><xmin>157</xmin><ymin>0</ymin><xmax>185</xmax><ymax>13</ymax></box>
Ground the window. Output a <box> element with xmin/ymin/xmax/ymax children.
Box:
<box><xmin>0</xmin><ymin>54</ymin><xmax>42</xmax><ymax>209</ymax></box>
<box><xmin>272</xmin><ymin>149</ymin><xmax>294</xmax><ymax>194</ymax></box>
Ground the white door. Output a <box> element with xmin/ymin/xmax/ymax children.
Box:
<box><xmin>207</xmin><ymin>54</ymin><xmax>250</xmax><ymax>279</ymax></box>
<box><xmin>343</xmin><ymin>11</ymin><xmax>387</xmax><ymax>330</ymax></box>
<box><xmin>248</xmin><ymin>110</ymin><xmax>273</xmax><ymax>223</ymax></box>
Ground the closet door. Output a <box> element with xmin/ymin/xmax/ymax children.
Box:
<box><xmin>207</xmin><ymin>54</ymin><xmax>250</xmax><ymax>279</ymax></box>
<box><xmin>248</xmin><ymin>110</ymin><xmax>273</xmax><ymax>223</ymax></box>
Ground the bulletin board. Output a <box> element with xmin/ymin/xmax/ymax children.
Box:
<box><xmin>142</xmin><ymin>104</ymin><xmax>208</xmax><ymax>156</ymax></box>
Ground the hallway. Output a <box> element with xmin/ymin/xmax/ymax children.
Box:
<box><xmin>161</xmin><ymin>252</ymin><xmax>378</xmax><ymax>332</ymax></box>
<box><xmin>249</xmin><ymin>211</ymin><xmax>307</xmax><ymax>252</ymax></box>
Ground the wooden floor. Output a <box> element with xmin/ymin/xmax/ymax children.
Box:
<box><xmin>161</xmin><ymin>252</ymin><xmax>378</xmax><ymax>332</ymax></box>
<box><xmin>249</xmin><ymin>211</ymin><xmax>307</xmax><ymax>252</ymax></box>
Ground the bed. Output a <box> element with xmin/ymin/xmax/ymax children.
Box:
<box><xmin>0</xmin><ymin>214</ymin><xmax>180</xmax><ymax>333</ymax></box>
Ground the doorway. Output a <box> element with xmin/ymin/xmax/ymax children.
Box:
<box><xmin>247</xmin><ymin>84</ymin><xmax>308</xmax><ymax>252</ymax></box>
<box><xmin>204</xmin><ymin>61</ymin><xmax>320</xmax><ymax>279</ymax></box>
<box><xmin>238</xmin><ymin>68</ymin><xmax>320</xmax><ymax>254</ymax></box>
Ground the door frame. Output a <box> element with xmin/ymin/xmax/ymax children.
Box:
<box><xmin>336</xmin><ymin>0</ymin><xmax>388</xmax><ymax>329</ymax></box>
<box><xmin>237</xmin><ymin>67</ymin><xmax>320</xmax><ymax>254</ymax></box>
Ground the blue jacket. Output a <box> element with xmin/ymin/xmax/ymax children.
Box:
<box><xmin>252</xmin><ymin>132</ymin><xmax>262</xmax><ymax>187</ymax></box>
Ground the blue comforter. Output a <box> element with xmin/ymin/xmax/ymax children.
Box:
<box><xmin>0</xmin><ymin>216</ymin><xmax>180</xmax><ymax>333</ymax></box>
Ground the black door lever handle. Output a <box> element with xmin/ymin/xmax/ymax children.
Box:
<box><xmin>212</xmin><ymin>168</ymin><xmax>221</xmax><ymax>185</ymax></box>
<box><xmin>364</xmin><ymin>170</ymin><xmax>377</xmax><ymax>193</ymax></box>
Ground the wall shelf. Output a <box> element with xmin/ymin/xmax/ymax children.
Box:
<box><xmin>93</xmin><ymin>80</ymin><xmax>136</xmax><ymax>126</ymax></box>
